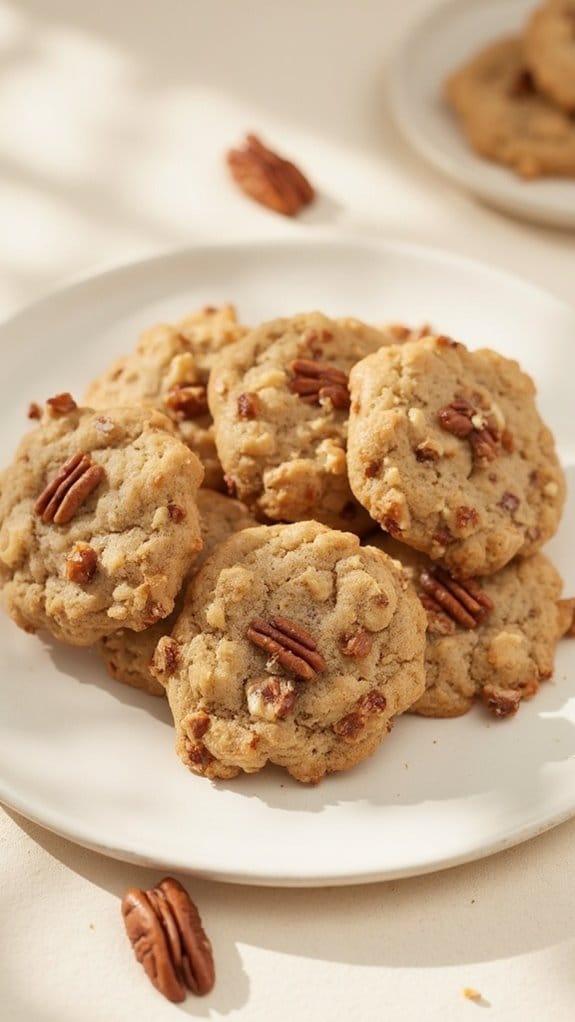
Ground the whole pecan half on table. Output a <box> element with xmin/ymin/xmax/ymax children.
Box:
<box><xmin>122</xmin><ymin>877</ymin><xmax>215</xmax><ymax>1003</ymax></box>
<box><xmin>227</xmin><ymin>134</ymin><xmax>315</xmax><ymax>216</ymax></box>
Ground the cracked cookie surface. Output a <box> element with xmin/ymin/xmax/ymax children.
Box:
<box><xmin>446</xmin><ymin>36</ymin><xmax>575</xmax><ymax>179</ymax></box>
<box><xmin>371</xmin><ymin>534</ymin><xmax>567</xmax><ymax>718</ymax></box>
<box><xmin>0</xmin><ymin>401</ymin><xmax>203</xmax><ymax>645</ymax></box>
<box><xmin>524</xmin><ymin>0</ymin><xmax>575</xmax><ymax>113</ymax></box>
<box><xmin>84</xmin><ymin>305</ymin><xmax>246</xmax><ymax>490</ymax></box>
<box><xmin>151</xmin><ymin>520</ymin><xmax>426</xmax><ymax>783</ymax></box>
<box><xmin>98</xmin><ymin>489</ymin><xmax>256</xmax><ymax>696</ymax></box>
<box><xmin>347</xmin><ymin>334</ymin><xmax>565</xmax><ymax>577</ymax></box>
<box><xmin>207</xmin><ymin>312</ymin><xmax>392</xmax><ymax>534</ymax></box>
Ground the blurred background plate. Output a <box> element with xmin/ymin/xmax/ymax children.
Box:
<box><xmin>388</xmin><ymin>0</ymin><xmax>575</xmax><ymax>228</ymax></box>
<box><xmin>0</xmin><ymin>235</ymin><xmax>574</xmax><ymax>886</ymax></box>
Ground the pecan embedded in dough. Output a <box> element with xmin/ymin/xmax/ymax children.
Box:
<box><xmin>246</xmin><ymin>615</ymin><xmax>326</xmax><ymax>680</ymax></box>
<box><xmin>35</xmin><ymin>453</ymin><xmax>105</xmax><ymax>525</ymax></box>
<box><xmin>419</xmin><ymin>567</ymin><xmax>493</xmax><ymax>629</ymax></box>
<box><xmin>289</xmin><ymin>358</ymin><xmax>350</xmax><ymax>410</ymax></box>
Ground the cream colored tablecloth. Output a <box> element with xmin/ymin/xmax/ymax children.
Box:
<box><xmin>1</xmin><ymin>2</ymin><xmax>574</xmax><ymax>1019</ymax></box>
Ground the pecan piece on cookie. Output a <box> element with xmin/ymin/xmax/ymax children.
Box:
<box><xmin>419</xmin><ymin>567</ymin><xmax>493</xmax><ymax>629</ymax></box>
<box><xmin>121</xmin><ymin>877</ymin><xmax>215</xmax><ymax>1003</ymax></box>
<box><xmin>227</xmin><ymin>133</ymin><xmax>314</xmax><ymax>216</ymax></box>
<box><xmin>35</xmin><ymin>453</ymin><xmax>105</xmax><ymax>525</ymax></box>
<box><xmin>289</xmin><ymin>358</ymin><xmax>350</xmax><ymax>410</ymax></box>
<box><xmin>66</xmin><ymin>543</ymin><xmax>98</xmax><ymax>584</ymax></box>
<box><xmin>247</xmin><ymin>615</ymin><xmax>326</xmax><ymax>680</ymax></box>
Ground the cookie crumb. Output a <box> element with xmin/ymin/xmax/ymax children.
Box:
<box><xmin>463</xmin><ymin>987</ymin><xmax>481</xmax><ymax>1001</ymax></box>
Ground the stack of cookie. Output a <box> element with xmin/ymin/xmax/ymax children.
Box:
<box><xmin>446</xmin><ymin>0</ymin><xmax>575</xmax><ymax>179</ymax></box>
<box><xmin>0</xmin><ymin>307</ymin><xmax>571</xmax><ymax>785</ymax></box>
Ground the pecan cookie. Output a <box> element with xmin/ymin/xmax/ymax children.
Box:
<box><xmin>98</xmin><ymin>489</ymin><xmax>256</xmax><ymax>696</ymax></box>
<box><xmin>207</xmin><ymin>312</ymin><xmax>392</xmax><ymax>533</ymax></box>
<box><xmin>446</xmin><ymin>37</ymin><xmax>575</xmax><ymax>179</ymax></box>
<box><xmin>0</xmin><ymin>399</ymin><xmax>203</xmax><ymax>645</ymax></box>
<box><xmin>371</xmin><ymin>534</ymin><xmax>567</xmax><ymax>718</ymax></box>
<box><xmin>151</xmin><ymin>520</ymin><xmax>426</xmax><ymax>784</ymax></box>
<box><xmin>347</xmin><ymin>335</ymin><xmax>565</xmax><ymax>578</ymax></box>
<box><xmin>84</xmin><ymin>305</ymin><xmax>247</xmax><ymax>490</ymax></box>
<box><xmin>524</xmin><ymin>1</ymin><xmax>575</xmax><ymax>113</ymax></box>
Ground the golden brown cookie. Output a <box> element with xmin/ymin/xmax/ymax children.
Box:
<box><xmin>524</xmin><ymin>0</ymin><xmax>575</xmax><ymax>113</ymax></box>
<box><xmin>0</xmin><ymin>398</ymin><xmax>203</xmax><ymax>645</ymax></box>
<box><xmin>151</xmin><ymin>520</ymin><xmax>426</xmax><ymax>784</ymax></box>
<box><xmin>348</xmin><ymin>334</ymin><xmax>565</xmax><ymax>577</ymax></box>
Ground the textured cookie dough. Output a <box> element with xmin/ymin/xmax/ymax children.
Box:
<box><xmin>446</xmin><ymin>36</ymin><xmax>575</xmax><ymax>179</ymax></box>
<box><xmin>348</xmin><ymin>335</ymin><xmax>565</xmax><ymax>578</ymax></box>
<box><xmin>151</xmin><ymin>521</ymin><xmax>427</xmax><ymax>783</ymax></box>
<box><xmin>0</xmin><ymin>399</ymin><xmax>203</xmax><ymax>645</ymax></box>
<box><xmin>370</xmin><ymin>534</ymin><xmax>567</xmax><ymax>718</ymax></box>
<box><xmin>524</xmin><ymin>0</ymin><xmax>575</xmax><ymax>112</ymax></box>
<box><xmin>98</xmin><ymin>489</ymin><xmax>256</xmax><ymax>696</ymax></box>
<box><xmin>84</xmin><ymin>305</ymin><xmax>246</xmax><ymax>490</ymax></box>
<box><xmin>207</xmin><ymin>312</ymin><xmax>391</xmax><ymax>533</ymax></box>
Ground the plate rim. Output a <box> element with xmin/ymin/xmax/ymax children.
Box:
<box><xmin>386</xmin><ymin>0</ymin><xmax>575</xmax><ymax>229</ymax></box>
<box><xmin>0</xmin><ymin>232</ymin><xmax>574</xmax><ymax>887</ymax></box>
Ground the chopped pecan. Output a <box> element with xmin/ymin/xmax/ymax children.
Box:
<box><xmin>558</xmin><ymin>598</ymin><xmax>575</xmax><ymax>638</ymax></box>
<box><xmin>223</xmin><ymin>474</ymin><xmax>238</xmax><ymax>497</ymax></box>
<box><xmin>66</xmin><ymin>544</ymin><xmax>98</xmax><ymax>584</ymax></box>
<box><xmin>438</xmin><ymin>396</ymin><xmax>501</xmax><ymax>464</ymax></box>
<box><xmin>357</xmin><ymin>690</ymin><xmax>387</xmax><ymax>713</ymax></box>
<box><xmin>245</xmin><ymin>676</ymin><xmax>297</xmax><ymax>720</ymax></box>
<box><xmin>482</xmin><ymin>684</ymin><xmax>521</xmax><ymax>718</ymax></box>
<box><xmin>499</xmin><ymin>491</ymin><xmax>520</xmax><ymax>513</ymax></box>
<box><xmin>47</xmin><ymin>392</ymin><xmax>77</xmax><ymax>415</ymax></box>
<box><xmin>435</xmin><ymin>335</ymin><xmax>461</xmax><ymax>349</ymax></box>
<box><xmin>365</xmin><ymin>460</ymin><xmax>381</xmax><ymax>478</ymax></box>
<box><xmin>187</xmin><ymin>711</ymin><xmax>210</xmax><ymax>739</ymax></box>
<box><xmin>415</xmin><ymin>444</ymin><xmax>440</xmax><ymax>463</ymax></box>
<box><xmin>455</xmin><ymin>505</ymin><xmax>479</xmax><ymax>530</ymax></box>
<box><xmin>35</xmin><ymin>453</ymin><xmax>105</xmax><ymax>525</ymax></box>
<box><xmin>333</xmin><ymin>689</ymin><xmax>387</xmax><ymax>740</ymax></box>
<box><xmin>154</xmin><ymin>637</ymin><xmax>180</xmax><ymax>675</ymax></box>
<box><xmin>501</xmin><ymin>428</ymin><xmax>514</xmax><ymax>452</ymax></box>
<box><xmin>121</xmin><ymin>876</ymin><xmax>215</xmax><ymax>1003</ymax></box>
<box><xmin>186</xmin><ymin>742</ymin><xmax>216</xmax><ymax>772</ymax></box>
<box><xmin>341</xmin><ymin>629</ymin><xmax>373</xmax><ymax>659</ymax></box>
<box><xmin>27</xmin><ymin>401</ymin><xmax>41</xmax><ymax>419</ymax></box>
<box><xmin>237</xmin><ymin>392</ymin><xmax>260</xmax><ymax>419</ymax></box>
<box><xmin>164</xmin><ymin>384</ymin><xmax>208</xmax><ymax>420</ymax></box>
<box><xmin>289</xmin><ymin>358</ymin><xmax>349</xmax><ymax>410</ymax></box>
<box><xmin>246</xmin><ymin>615</ymin><xmax>326</xmax><ymax>681</ymax></box>
<box><xmin>227</xmin><ymin>133</ymin><xmax>314</xmax><ymax>217</ymax></box>
<box><xmin>382</xmin><ymin>516</ymin><xmax>402</xmax><ymax>537</ymax></box>
<box><xmin>419</xmin><ymin>567</ymin><xmax>493</xmax><ymax>629</ymax></box>
<box><xmin>168</xmin><ymin>503</ymin><xmax>186</xmax><ymax>522</ymax></box>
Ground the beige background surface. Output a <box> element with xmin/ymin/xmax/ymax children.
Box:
<box><xmin>1</xmin><ymin>1</ymin><xmax>574</xmax><ymax>1019</ymax></box>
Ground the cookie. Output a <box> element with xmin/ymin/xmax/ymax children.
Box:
<box><xmin>0</xmin><ymin>397</ymin><xmax>203</xmax><ymax>645</ymax></box>
<box><xmin>446</xmin><ymin>37</ymin><xmax>575</xmax><ymax>179</ymax></box>
<box><xmin>207</xmin><ymin>312</ymin><xmax>392</xmax><ymax>533</ymax></box>
<box><xmin>347</xmin><ymin>334</ymin><xmax>565</xmax><ymax>577</ymax></box>
<box><xmin>151</xmin><ymin>520</ymin><xmax>427</xmax><ymax>784</ymax></box>
<box><xmin>524</xmin><ymin>1</ymin><xmax>575</xmax><ymax>113</ymax></box>
<box><xmin>98</xmin><ymin>489</ymin><xmax>256</xmax><ymax>696</ymax></box>
<box><xmin>84</xmin><ymin>305</ymin><xmax>246</xmax><ymax>490</ymax></box>
<box><xmin>370</xmin><ymin>534</ymin><xmax>566</xmax><ymax>718</ymax></box>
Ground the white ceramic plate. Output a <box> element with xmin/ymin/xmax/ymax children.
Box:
<box><xmin>388</xmin><ymin>0</ymin><xmax>575</xmax><ymax>228</ymax></box>
<box><xmin>0</xmin><ymin>236</ymin><xmax>574</xmax><ymax>887</ymax></box>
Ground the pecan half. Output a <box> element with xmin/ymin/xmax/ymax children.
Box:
<box><xmin>66</xmin><ymin>544</ymin><xmax>98</xmax><ymax>584</ymax></box>
<box><xmin>35</xmin><ymin>454</ymin><xmax>105</xmax><ymax>525</ymax></box>
<box><xmin>419</xmin><ymin>567</ymin><xmax>493</xmax><ymax>629</ymax></box>
<box><xmin>437</xmin><ymin>397</ymin><xmax>501</xmax><ymax>464</ymax></box>
<box><xmin>419</xmin><ymin>593</ymin><xmax>457</xmax><ymax>635</ymax></box>
<box><xmin>482</xmin><ymin>684</ymin><xmax>521</xmax><ymax>718</ymax></box>
<box><xmin>246</xmin><ymin>616</ymin><xmax>326</xmax><ymax>681</ymax></box>
<box><xmin>227</xmin><ymin>133</ymin><xmax>314</xmax><ymax>216</ymax></box>
<box><xmin>288</xmin><ymin>358</ymin><xmax>349</xmax><ymax>410</ymax></box>
<box><xmin>245</xmin><ymin>676</ymin><xmax>297</xmax><ymax>720</ymax></box>
<box><xmin>121</xmin><ymin>877</ymin><xmax>215</xmax><ymax>1003</ymax></box>
<box><xmin>164</xmin><ymin>384</ymin><xmax>208</xmax><ymax>420</ymax></box>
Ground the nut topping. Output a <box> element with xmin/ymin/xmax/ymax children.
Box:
<box><xmin>499</xmin><ymin>491</ymin><xmax>520</xmax><ymax>513</ymax></box>
<box><xmin>246</xmin><ymin>615</ymin><xmax>326</xmax><ymax>681</ymax></box>
<box><xmin>227</xmin><ymin>133</ymin><xmax>314</xmax><ymax>217</ymax></box>
<box><xmin>35</xmin><ymin>453</ymin><xmax>105</xmax><ymax>525</ymax></box>
<box><xmin>333</xmin><ymin>689</ymin><xmax>387</xmax><ymax>741</ymax></box>
<box><xmin>237</xmin><ymin>392</ymin><xmax>260</xmax><ymax>419</ymax></box>
<box><xmin>482</xmin><ymin>684</ymin><xmax>521</xmax><ymax>718</ymax></box>
<box><xmin>46</xmin><ymin>392</ymin><xmax>77</xmax><ymax>415</ymax></box>
<box><xmin>419</xmin><ymin>567</ymin><xmax>493</xmax><ymax>630</ymax></box>
<box><xmin>27</xmin><ymin>402</ymin><xmax>41</xmax><ymax>419</ymax></box>
<box><xmin>341</xmin><ymin>629</ymin><xmax>373</xmax><ymax>659</ymax></box>
<box><xmin>245</xmin><ymin>676</ymin><xmax>297</xmax><ymax>720</ymax></box>
<box><xmin>121</xmin><ymin>877</ymin><xmax>215</xmax><ymax>1003</ymax></box>
<box><xmin>437</xmin><ymin>396</ymin><xmax>504</xmax><ymax>464</ymax></box>
<box><xmin>66</xmin><ymin>544</ymin><xmax>98</xmax><ymax>584</ymax></box>
<box><xmin>288</xmin><ymin>358</ymin><xmax>350</xmax><ymax>410</ymax></box>
<box><xmin>164</xmin><ymin>384</ymin><xmax>208</xmax><ymax>420</ymax></box>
